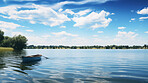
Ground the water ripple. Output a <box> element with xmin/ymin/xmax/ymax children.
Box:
<box><xmin>0</xmin><ymin>49</ymin><xmax>148</xmax><ymax>83</ymax></box>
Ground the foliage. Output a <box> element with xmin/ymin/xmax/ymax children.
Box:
<box><xmin>26</xmin><ymin>45</ymin><xmax>148</xmax><ymax>49</ymax></box>
<box><xmin>0</xmin><ymin>30</ymin><xmax>4</xmax><ymax>45</ymax></box>
<box><xmin>1</xmin><ymin>36</ymin><xmax>12</xmax><ymax>47</ymax></box>
<box><xmin>0</xmin><ymin>30</ymin><xmax>28</xmax><ymax>50</ymax></box>
<box><xmin>11</xmin><ymin>35</ymin><xmax>28</xmax><ymax>50</ymax></box>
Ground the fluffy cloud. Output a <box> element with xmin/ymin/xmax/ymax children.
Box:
<box><xmin>60</xmin><ymin>26</ymin><xmax>66</xmax><ymax>28</ymax></box>
<box><xmin>72</xmin><ymin>10</ymin><xmax>112</xmax><ymax>29</ymax></box>
<box><xmin>76</xmin><ymin>9</ymin><xmax>91</xmax><ymax>16</ymax></box>
<box><xmin>11</xmin><ymin>32</ymin><xmax>23</xmax><ymax>36</ymax></box>
<box><xmin>131</xmin><ymin>18</ymin><xmax>135</xmax><ymax>21</ymax></box>
<box><xmin>118</xmin><ymin>27</ymin><xmax>126</xmax><ymax>29</ymax></box>
<box><xmin>145</xmin><ymin>31</ymin><xmax>148</xmax><ymax>33</ymax></box>
<box><xmin>0</xmin><ymin>21</ymin><xmax>23</xmax><ymax>37</ymax></box>
<box><xmin>129</xmin><ymin>18</ymin><xmax>135</xmax><ymax>22</ymax></box>
<box><xmin>0</xmin><ymin>4</ymin><xmax>112</xmax><ymax>29</ymax></box>
<box><xmin>93</xmin><ymin>35</ymin><xmax>98</xmax><ymax>37</ymax></box>
<box><xmin>25</xmin><ymin>31</ymin><xmax>142</xmax><ymax>46</ymax></box>
<box><xmin>116</xmin><ymin>31</ymin><xmax>138</xmax><ymax>38</ymax></box>
<box><xmin>111</xmin><ymin>13</ymin><xmax>115</xmax><ymax>15</ymax></box>
<box><xmin>42</xmin><ymin>35</ymin><xmax>51</xmax><ymax>38</ymax></box>
<box><xmin>0</xmin><ymin>21</ymin><xmax>22</xmax><ymax>29</ymax></box>
<box><xmin>3</xmin><ymin>0</ymin><xmax>38</xmax><ymax>2</ymax></box>
<box><xmin>52</xmin><ymin>0</ymin><xmax>111</xmax><ymax>9</ymax></box>
<box><xmin>0</xmin><ymin>4</ymin><xmax>70</xmax><ymax>27</ymax></box>
<box><xmin>112</xmin><ymin>31</ymin><xmax>142</xmax><ymax>45</ymax></box>
<box><xmin>137</xmin><ymin>7</ymin><xmax>148</xmax><ymax>14</ymax></box>
<box><xmin>137</xmin><ymin>7</ymin><xmax>148</xmax><ymax>21</ymax></box>
<box><xmin>26</xmin><ymin>30</ymin><xmax>34</xmax><ymax>32</ymax></box>
<box><xmin>26</xmin><ymin>35</ymin><xmax>50</xmax><ymax>45</ymax></box>
<box><xmin>114</xmin><ymin>31</ymin><xmax>138</xmax><ymax>42</ymax></box>
<box><xmin>139</xmin><ymin>16</ymin><xmax>148</xmax><ymax>20</ymax></box>
<box><xmin>52</xmin><ymin>31</ymin><xmax>78</xmax><ymax>37</ymax></box>
<box><xmin>63</xmin><ymin>9</ymin><xmax>91</xmax><ymax>16</ymax></box>
<box><xmin>98</xmin><ymin>31</ymin><xmax>103</xmax><ymax>33</ymax></box>
<box><xmin>63</xmin><ymin>9</ymin><xmax>75</xmax><ymax>15</ymax></box>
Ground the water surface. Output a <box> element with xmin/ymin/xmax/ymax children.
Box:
<box><xmin>0</xmin><ymin>49</ymin><xmax>148</xmax><ymax>83</ymax></box>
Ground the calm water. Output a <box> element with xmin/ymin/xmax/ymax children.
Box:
<box><xmin>0</xmin><ymin>49</ymin><xmax>148</xmax><ymax>83</ymax></box>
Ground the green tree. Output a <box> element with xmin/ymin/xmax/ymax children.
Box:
<box><xmin>11</xmin><ymin>35</ymin><xmax>28</xmax><ymax>50</ymax></box>
<box><xmin>143</xmin><ymin>44</ymin><xmax>147</xmax><ymax>49</ymax></box>
<box><xmin>1</xmin><ymin>36</ymin><xmax>12</xmax><ymax>47</ymax></box>
<box><xmin>0</xmin><ymin>30</ymin><xmax>4</xmax><ymax>45</ymax></box>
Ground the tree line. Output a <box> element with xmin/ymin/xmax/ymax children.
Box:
<box><xmin>0</xmin><ymin>30</ymin><xmax>28</xmax><ymax>50</ymax></box>
<box><xmin>26</xmin><ymin>45</ymin><xmax>148</xmax><ymax>49</ymax></box>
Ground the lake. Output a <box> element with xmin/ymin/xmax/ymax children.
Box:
<box><xmin>0</xmin><ymin>49</ymin><xmax>148</xmax><ymax>83</ymax></box>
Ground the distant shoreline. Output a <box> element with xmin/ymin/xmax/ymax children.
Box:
<box><xmin>25</xmin><ymin>48</ymin><xmax>147</xmax><ymax>50</ymax></box>
<box><xmin>26</xmin><ymin>45</ymin><xmax>148</xmax><ymax>49</ymax></box>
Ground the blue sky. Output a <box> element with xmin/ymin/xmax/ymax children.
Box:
<box><xmin>0</xmin><ymin>0</ymin><xmax>147</xmax><ymax>46</ymax></box>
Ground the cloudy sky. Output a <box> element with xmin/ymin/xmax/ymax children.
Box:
<box><xmin>0</xmin><ymin>0</ymin><xmax>147</xmax><ymax>46</ymax></box>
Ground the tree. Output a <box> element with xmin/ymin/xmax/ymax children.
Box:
<box><xmin>143</xmin><ymin>44</ymin><xmax>147</xmax><ymax>49</ymax></box>
<box><xmin>11</xmin><ymin>35</ymin><xmax>28</xmax><ymax>50</ymax></box>
<box><xmin>0</xmin><ymin>30</ymin><xmax>4</xmax><ymax>45</ymax></box>
<box><xmin>1</xmin><ymin>36</ymin><xmax>12</xmax><ymax>47</ymax></box>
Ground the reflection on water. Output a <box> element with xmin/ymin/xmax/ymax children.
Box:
<box><xmin>0</xmin><ymin>59</ymin><xmax>5</xmax><ymax>69</ymax></box>
<box><xmin>0</xmin><ymin>50</ymin><xmax>39</xmax><ymax>70</ymax></box>
<box><xmin>0</xmin><ymin>49</ymin><xmax>148</xmax><ymax>83</ymax></box>
<box><xmin>20</xmin><ymin>61</ymin><xmax>40</xmax><ymax>70</ymax></box>
<box><xmin>0</xmin><ymin>50</ymin><xmax>40</xmax><ymax>83</ymax></box>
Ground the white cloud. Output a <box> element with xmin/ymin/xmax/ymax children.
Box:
<box><xmin>60</xmin><ymin>26</ymin><xmax>66</xmax><ymax>28</ymax></box>
<box><xmin>63</xmin><ymin>9</ymin><xmax>91</xmax><ymax>16</ymax></box>
<box><xmin>118</xmin><ymin>27</ymin><xmax>126</xmax><ymax>30</ymax></box>
<box><xmin>26</xmin><ymin>30</ymin><xmax>34</xmax><ymax>32</ymax></box>
<box><xmin>22</xmin><ymin>31</ymin><xmax>144</xmax><ymax>46</ymax></box>
<box><xmin>137</xmin><ymin>7</ymin><xmax>148</xmax><ymax>15</ymax></box>
<box><xmin>145</xmin><ymin>31</ymin><xmax>148</xmax><ymax>33</ymax></box>
<box><xmin>0</xmin><ymin>4</ymin><xmax>112</xmax><ymax>29</ymax></box>
<box><xmin>139</xmin><ymin>16</ymin><xmax>148</xmax><ymax>20</ymax></box>
<box><xmin>42</xmin><ymin>35</ymin><xmax>51</xmax><ymax>38</ymax></box>
<box><xmin>111</xmin><ymin>31</ymin><xmax>143</xmax><ymax>45</ymax></box>
<box><xmin>91</xmin><ymin>23</ymin><xmax>102</xmax><ymax>29</ymax></box>
<box><xmin>76</xmin><ymin>9</ymin><xmax>91</xmax><ymax>16</ymax></box>
<box><xmin>98</xmin><ymin>31</ymin><xmax>103</xmax><ymax>33</ymax></box>
<box><xmin>3</xmin><ymin>0</ymin><xmax>38</xmax><ymax>2</ymax></box>
<box><xmin>63</xmin><ymin>9</ymin><xmax>75</xmax><ymax>15</ymax></box>
<box><xmin>63</xmin><ymin>9</ymin><xmax>92</xmax><ymax>17</ymax></box>
<box><xmin>129</xmin><ymin>18</ymin><xmax>135</xmax><ymax>22</ymax></box>
<box><xmin>111</xmin><ymin>13</ymin><xmax>115</xmax><ymax>15</ymax></box>
<box><xmin>131</xmin><ymin>18</ymin><xmax>135</xmax><ymax>20</ymax></box>
<box><xmin>137</xmin><ymin>7</ymin><xmax>148</xmax><ymax>21</ymax></box>
<box><xmin>58</xmin><ymin>8</ymin><xmax>63</xmax><ymax>12</ymax></box>
<box><xmin>0</xmin><ymin>28</ymin><xmax>8</xmax><ymax>32</ymax></box>
<box><xmin>0</xmin><ymin>21</ymin><xmax>22</xmax><ymax>29</ymax></box>
<box><xmin>30</xmin><ymin>21</ymin><xmax>36</xmax><ymax>24</ymax></box>
<box><xmin>72</xmin><ymin>10</ymin><xmax>112</xmax><ymax>29</ymax></box>
<box><xmin>52</xmin><ymin>0</ymin><xmax>110</xmax><ymax>9</ymax></box>
<box><xmin>0</xmin><ymin>4</ymin><xmax>71</xmax><ymax>27</ymax></box>
<box><xmin>26</xmin><ymin>35</ymin><xmax>50</xmax><ymax>45</ymax></box>
<box><xmin>93</xmin><ymin>35</ymin><xmax>98</xmax><ymax>37</ymax></box>
<box><xmin>52</xmin><ymin>31</ymin><xmax>78</xmax><ymax>37</ymax></box>
<box><xmin>115</xmin><ymin>31</ymin><xmax>138</xmax><ymax>40</ymax></box>
<box><xmin>11</xmin><ymin>32</ymin><xmax>23</xmax><ymax>36</ymax></box>
<box><xmin>113</xmin><ymin>31</ymin><xmax>139</xmax><ymax>45</ymax></box>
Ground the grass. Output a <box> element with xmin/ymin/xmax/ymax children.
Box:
<box><xmin>0</xmin><ymin>47</ymin><xmax>14</xmax><ymax>51</ymax></box>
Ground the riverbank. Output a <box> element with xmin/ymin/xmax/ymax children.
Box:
<box><xmin>0</xmin><ymin>47</ymin><xmax>14</xmax><ymax>51</ymax></box>
<box><xmin>26</xmin><ymin>45</ymin><xmax>148</xmax><ymax>49</ymax></box>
